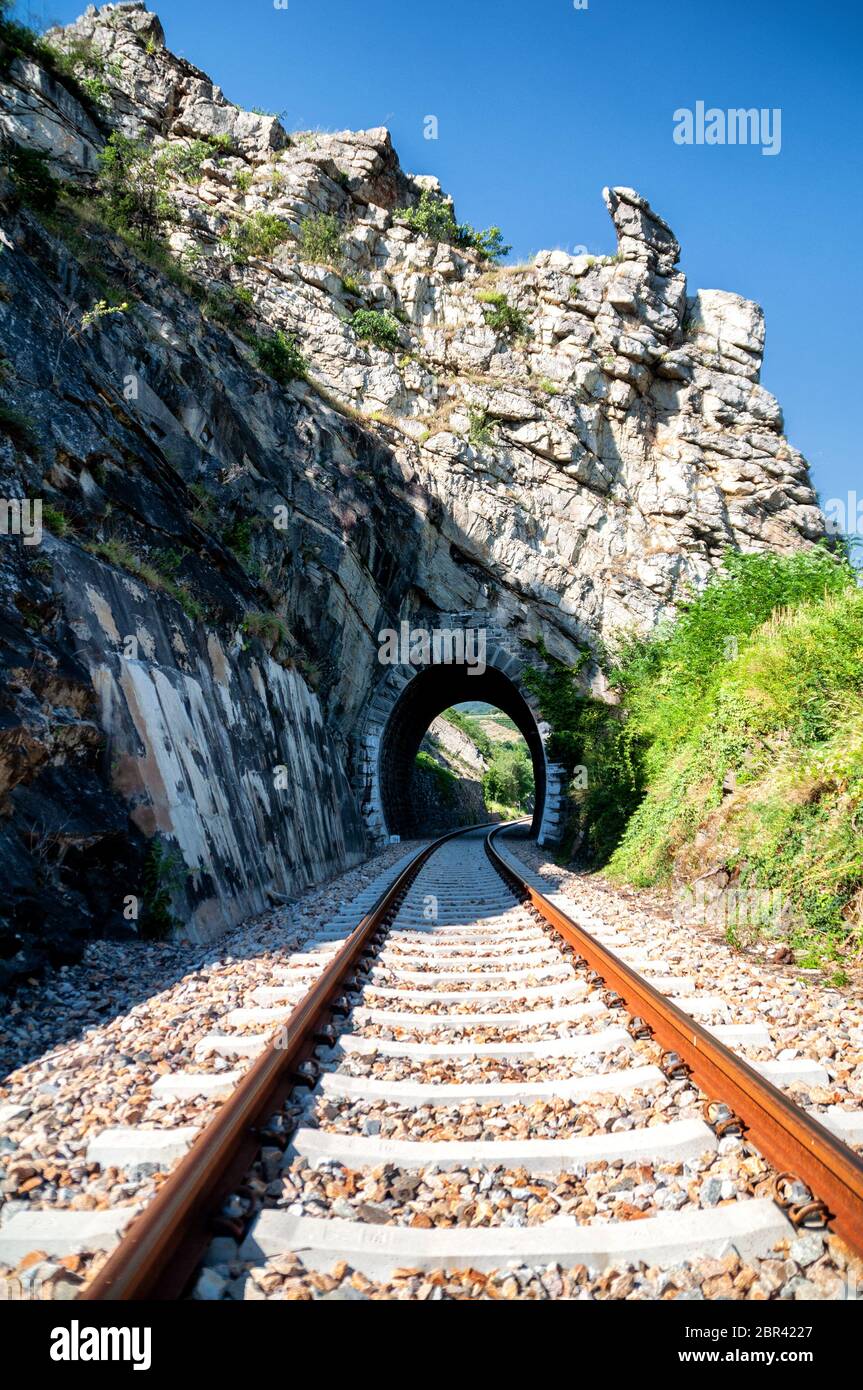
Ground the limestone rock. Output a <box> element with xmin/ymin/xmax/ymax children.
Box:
<box><xmin>0</xmin><ymin>3</ymin><xmax>827</xmax><ymax>967</ymax></box>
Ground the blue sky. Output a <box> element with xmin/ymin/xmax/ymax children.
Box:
<box><xmin>20</xmin><ymin>0</ymin><xmax>862</xmax><ymax>513</ymax></box>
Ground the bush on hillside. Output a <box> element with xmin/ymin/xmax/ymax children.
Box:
<box><xmin>396</xmin><ymin>189</ymin><xmax>510</xmax><ymax>264</ymax></box>
<box><xmin>526</xmin><ymin>545</ymin><xmax>863</xmax><ymax>960</ymax></box>
<box><xmin>483</xmin><ymin>742</ymin><xmax>534</xmax><ymax>813</ymax></box>
<box><xmin>350</xmin><ymin>308</ymin><xmax>400</xmax><ymax>352</ymax></box>
<box><xmin>298</xmin><ymin>212</ymin><xmax>343</xmax><ymax>266</ymax></box>
<box><xmin>98</xmin><ymin>132</ymin><xmax>176</xmax><ymax>249</ymax></box>
<box><xmin>2</xmin><ymin>138</ymin><xmax>60</xmax><ymax>212</ymax></box>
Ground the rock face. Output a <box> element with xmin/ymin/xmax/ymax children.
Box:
<box><xmin>415</xmin><ymin>715</ymin><xmax>488</xmax><ymax>832</ymax></box>
<box><xmin>0</xmin><ymin>4</ymin><xmax>825</xmax><ymax>978</ymax></box>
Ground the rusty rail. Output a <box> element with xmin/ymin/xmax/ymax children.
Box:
<box><xmin>486</xmin><ymin>824</ymin><xmax>863</xmax><ymax>1258</ymax></box>
<box><xmin>82</xmin><ymin>824</ymin><xmax>491</xmax><ymax>1301</ymax></box>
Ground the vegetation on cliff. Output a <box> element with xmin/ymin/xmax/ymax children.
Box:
<box><xmin>483</xmin><ymin>743</ymin><xmax>534</xmax><ymax>819</ymax></box>
<box><xmin>527</xmin><ymin>546</ymin><xmax>863</xmax><ymax>965</ymax></box>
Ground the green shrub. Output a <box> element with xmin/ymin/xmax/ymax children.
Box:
<box><xmin>165</xmin><ymin>139</ymin><xmax>221</xmax><ymax>184</ymax></box>
<box><xmin>222</xmin><ymin>516</ymin><xmax>253</xmax><ymax>565</ymax></box>
<box><xmin>252</xmin><ymin>330</ymin><xmax>307</xmax><ymax>385</ymax></box>
<box><xmin>414</xmin><ymin>750</ymin><xmax>456</xmax><ymax>804</ymax></box>
<box><xmin>227</xmin><ymin>209</ymin><xmax>291</xmax><ymax>261</ymax></box>
<box><xmin>142</xmin><ymin>837</ymin><xmax>185</xmax><ymax>939</ymax></box>
<box><xmin>396</xmin><ymin>189</ymin><xmax>510</xmax><ymax>263</ymax></box>
<box><xmin>98</xmin><ymin>132</ymin><xmax>176</xmax><ymax>249</ymax></box>
<box><xmin>442</xmin><ymin>707</ymin><xmax>493</xmax><ymax>760</ymax></box>
<box><xmin>1</xmin><ymin>138</ymin><xmax>59</xmax><ymax>212</ymax></box>
<box><xmin>1</xmin><ymin>2</ymin><xmax>52</xmax><ymax>75</ymax></box>
<box><xmin>41</xmin><ymin>501</ymin><xmax>72</xmax><ymax>534</ymax></box>
<box><xmin>243</xmin><ymin>610</ymin><xmax>290</xmax><ymax>648</ymax></box>
<box><xmin>189</xmin><ymin>482</ymin><xmax>216</xmax><ymax>527</ymax></box>
<box><xmin>204</xmin><ymin>285</ymin><xmax>254</xmax><ymax>328</ymax></box>
<box><xmin>89</xmin><ymin>537</ymin><xmax>203</xmax><ymax>620</ymax></box>
<box><xmin>467</xmin><ymin>408</ymin><xmax>494</xmax><ymax>448</ymax></box>
<box><xmin>0</xmin><ymin>400</ymin><xmax>37</xmax><ymax>449</ymax></box>
<box><xmin>298</xmin><ymin>212</ymin><xmax>343</xmax><ymax>266</ymax></box>
<box><xmin>527</xmin><ymin>545</ymin><xmax>863</xmax><ymax>958</ymax></box>
<box><xmin>0</xmin><ymin>6</ymin><xmax>108</xmax><ymax>117</ymax></box>
<box><xmin>477</xmin><ymin>289</ymin><xmax>530</xmax><ymax>339</ymax></box>
<box><xmin>350</xmin><ymin>308</ymin><xmax>400</xmax><ymax>352</ymax></box>
<box><xmin>483</xmin><ymin>743</ymin><xmax>534</xmax><ymax>812</ymax></box>
<box><xmin>152</xmin><ymin>546</ymin><xmax>184</xmax><ymax>578</ymax></box>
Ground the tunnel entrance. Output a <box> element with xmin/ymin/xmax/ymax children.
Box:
<box><xmin>354</xmin><ymin>630</ymin><xmax>568</xmax><ymax>847</ymax></box>
<box><xmin>379</xmin><ymin>665</ymin><xmax>547</xmax><ymax>839</ymax></box>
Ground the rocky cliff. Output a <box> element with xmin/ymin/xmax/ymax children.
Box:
<box><xmin>0</xmin><ymin>3</ymin><xmax>824</xmax><ymax>983</ymax></box>
<box><xmin>415</xmin><ymin>715</ymin><xmax>488</xmax><ymax>832</ymax></box>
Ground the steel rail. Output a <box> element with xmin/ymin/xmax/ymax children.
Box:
<box><xmin>81</xmin><ymin>823</ymin><xmax>493</xmax><ymax>1301</ymax></box>
<box><xmin>485</xmin><ymin>824</ymin><xmax>863</xmax><ymax>1259</ymax></box>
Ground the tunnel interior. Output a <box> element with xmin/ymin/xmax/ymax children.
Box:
<box><xmin>379</xmin><ymin>665</ymin><xmax>546</xmax><ymax>838</ymax></box>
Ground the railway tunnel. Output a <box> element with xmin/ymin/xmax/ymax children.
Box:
<box><xmin>354</xmin><ymin>633</ymin><xmax>568</xmax><ymax>846</ymax></box>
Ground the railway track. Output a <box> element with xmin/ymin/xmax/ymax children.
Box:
<box><xmin>44</xmin><ymin>823</ymin><xmax>863</xmax><ymax>1299</ymax></box>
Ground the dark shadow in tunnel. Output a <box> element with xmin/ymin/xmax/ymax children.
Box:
<box><xmin>379</xmin><ymin>665</ymin><xmax>545</xmax><ymax>838</ymax></box>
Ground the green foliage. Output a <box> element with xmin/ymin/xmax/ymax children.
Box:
<box><xmin>166</xmin><ymin>138</ymin><xmax>226</xmax><ymax>183</ymax></box>
<box><xmin>606</xmin><ymin>544</ymin><xmax>855</xmax><ymax>781</ymax></box>
<box><xmin>414</xmin><ymin>750</ymin><xmax>456</xmax><ymax>804</ymax></box>
<box><xmin>477</xmin><ymin>289</ymin><xmax>530</xmax><ymax>339</ymax></box>
<box><xmin>395</xmin><ymin>189</ymin><xmax>511</xmax><ymax>263</ymax></box>
<box><xmin>80</xmin><ymin>298</ymin><xmax>127</xmax><ymax>333</ymax></box>
<box><xmin>243</xmin><ymin>610</ymin><xmax>290</xmax><ymax>648</ymax></box>
<box><xmin>0</xmin><ymin>1</ymin><xmax>51</xmax><ymax>75</ymax></box>
<box><xmin>528</xmin><ymin>545</ymin><xmax>863</xmax><ymax>958</ymax></box>
<box><xmin>189</xmin><ymin>482</ymin><xmax>216</xmax><ymax>527</ymax></box>
<box><xmin>0</xmin><ymin>400</ymin><xmax>37</xmax><ymax>449</ymax></box>
<box><xmin>1</xmin><ymin>138</ymin><xmax>59</xmax><ymax>212</ymax></box>
<box><xmin>442</xmin><ymin>707</ymin><xmax>493</xmax><ymax>760</ymax></box>
<box><xmin>524</xmin><ymin>653</ymin><xmax>644</xmax><ymax>865</ymax></box>
<box><xmin>89</xmin><ymin>537</ymin><xmax>203</xmax><ymax>620</ymax></box>
<box><xmin>252</xmin><ymin>330</ymin><xmax>307</xmax><ymax>385</ymax></box>
<box><xmin>98</xmin><ymin>132</ymin><xmax>176</xmax><ymax>249</ymax></box>
<box><xmin>468</xmin><ymin>408</ymin><xmax>494</xmax><ymax>449</ymax></box>
<box><xmin>227</xmin><ymin>209</ymin><xmax>291</xmax><ymax>261</ymax></box>
<box><xmin>341</xmin><ymin>273</ymin><xmax>361</xmax><ymax>297</ymax></box>
<box><xmin>222</xmin><ymin>516</ymin><xmax>253</xmax><ymax>566</ymax></box>
<box><xmin>350</xmin><ymin>308</ymin><xmax>401</xmax><ymax>352</ymax></box>
<box><xmin>204</xmin><ymin>284</ymin><xmax>254</xmax><ymax>329</ymax></box>
<box><xmin>41</xmin><ymin>501</ymin><xmax>71</xmax><ymax>535</ymax></box>
<box><xmin>298</xmin><ymin>212</ymin><xmax>343</xmax><ymax>266</ymax></box>
<box><xmin>152</xmin><ymin>546</ymin><xmax>184</xmax><ymax>578</ymax></box>
<box><xmin>142</xmin><ymin>837</ymin><xmax>185</xmax><ymax>939</ymax></box>
<box><xmin>483</xmin><ymin>742</ymin><xmax>534</xmax><ymax>813</ymax></box>
<box><xmin>0</xmin><ymin>6</ymin><xmax>107</xmax><ymax>116</ymax></box>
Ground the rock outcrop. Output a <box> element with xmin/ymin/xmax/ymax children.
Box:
<box><xmin>415</xmin><ymin>715</ymin><xmax>488</xmax><ymax>832</ymax></box>
<box><xmin>0</xmin><ymin>4</ymin><xmax>825</xmax><ymax>980</ymax></box>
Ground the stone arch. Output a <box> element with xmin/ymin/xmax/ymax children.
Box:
<box><xmin>353</xmin><ymin>625</ymin><xmax>567</xmax><ymax>845</ymax></box>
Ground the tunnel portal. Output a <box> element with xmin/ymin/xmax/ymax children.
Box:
<box><xmin>380</xmin><ymin>665</ymin><xmax>546</xmax><ymax>838</ymax></box>
<box><xmin>354</xmin><ymin>634</ymin><xmax>567</xmax><ymax>846</ymax></box>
